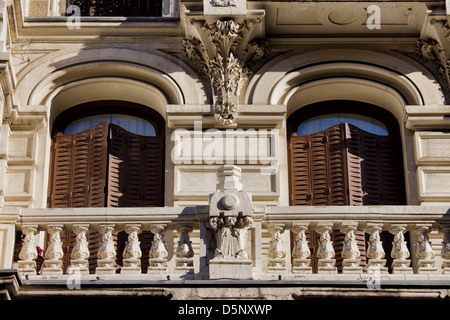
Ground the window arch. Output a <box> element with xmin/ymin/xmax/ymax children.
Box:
<box><xmin>48</xmin><ymin>101</ymin><xmax>165</xmax><ymax>272</ymax></box>
<box><xmin>49</xmin><ymin>100</ymin><xmax>165</xmax><ymax>208</ymax></box>
<box><xmin>287</xmin><ymin>100</ymin><xmax>406</xmax><ymax>272</ymax></box>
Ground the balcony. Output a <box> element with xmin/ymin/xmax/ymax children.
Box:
<box><xmin>25</xmin><ymin>0</ymin><xmax>178</xmax><ymax>20</ymax></box>
<box><xmin>1</xmin><ymin>166</ymin><xmax>450</xmax><ymax>300</ymax></box>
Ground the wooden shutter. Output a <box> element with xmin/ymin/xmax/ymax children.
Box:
<box><xmin>345</xmin><ymin>123</ymin><xmax>405</xmax><ymax>205</ymax></box>
<box><xmin>289</xmin><ymin>123</ymin><xmax>348</xmax><ymax>206</ymax></box>
<box><xmin>290</xmin><ymin>122</ymin><xmax>410</xmax><ymax>272</ymax></box>
<box><xmin>48</xmin><ymin>121</ymin><xmax>108</xmax><ymax>208</ymax></box>
<box><xmin>107</xmin><ymin>124</ymin><xmax>163</xmax><ymax>270</ymax></box>
<box><xmin>49</xmin><ymin>120</ymin><xmax>164</xmax><ymax>274</ymax></box>
<box><xmin>107</xmin><ymin>124</ymin><xmax>164</xmax><ymax>207</ymax></box>
<box><xmin>48</xmin><ymin>121</ymin><xmax>108</xmax><ymax>272</ymax></box>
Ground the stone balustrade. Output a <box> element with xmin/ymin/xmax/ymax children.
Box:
<box><xmin>264</xmin><ymin>205</ymin><xmax>450</xmax><ymax>277</ymax></box>
<box><xmin>2</xmin><ymin>204</ymin><xmax>449</xmax><ymax>280</ymax></box>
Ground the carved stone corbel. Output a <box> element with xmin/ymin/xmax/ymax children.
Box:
<box><xmin>416</xmin><ymin>37</ymin><xmax>450</xmax><ymax>100</ymax></box>
<box><xmin>183</xmin><ymin>16</ymin><xmax>269</xmax><ymax>126</ymax></box>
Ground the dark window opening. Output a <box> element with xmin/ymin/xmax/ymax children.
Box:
<box><xmin>47</xmin><ymin>101</ymin><xmax>165</xmax><ymax>273</ymax></box>
<box><xmin>66</xmin><ymin>0</ymin><xmax>162</xmax><ymax>17</ymax></box>
<box><xmin>288</xmin><ymin>100</ymin><xmax>407</xmax><ymax>273</ymax></box>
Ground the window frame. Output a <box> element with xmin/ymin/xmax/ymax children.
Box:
<box><xmin>287</xmin><ymin>100</ymin><xmax>401</xmax><ymax>140</ymax></box>
<box><xmin>49</xmin><ymin>100</ymin><xmax>166</xmax><ymax>208</ymax></box>
<box><xmin>52</xmin><ymin>100</ymin><xmax>165</xmax><ymax>138</ymax></box>
<box><xmin>287</xmin><ymin>100</ymin><xmax>406</xmax><ymax>206</ymax></box>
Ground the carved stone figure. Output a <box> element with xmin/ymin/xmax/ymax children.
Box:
<box><xmin>45</xmin><ymin>225</ymin><xmax>64</xmax><ymax>261</ymax></box>
<box><xmin>18</xmin><ymin>226</ymin><xmax>39</xmax><ymax>275</ymax></box>
<box><xmin>391</xmin><ymin>227</ymin><xmax>410</xmax><ymax>260</ymax></box>
<box><xmin>442</xmin><ymin>228</ymin><xmax>450</xmax><ymax>260</ymax></box>
<box><xmin>292</xmin><ymin>225</ymin><xmax>310</xmax><ymax>260</ymax></box>
<box><xmin>68</xmin><ymin>224</ymin><xmax>90</xmax><ymax>274</ymax></box>
<box><xmin>317</xmin><ymin>226</ymin><xmax>335</xmax><ymax>260</ymax></box>
<box><xmin>211</xmin><ymin>0</ymin><xmax>237</xmax><ymax>6</ymax></box>
<box><xmin>175</xmin><ymin>225</ymin><xmax>194</xmax><ymax>259</ymax></box>
<box><xmin>149</xmin><ymin>225</ymin><xmax>168</xmax><ymax>260</ymax></box>
<box><xmin>97</xmin><ymin>225</ymin><xmax>116</xmax><ymax>260</ymax></box>
<box><xmin>71</xmin><ymin>225</ymin><xmax>90</xmax><ymax>261</ymax></box>
<box><xmin>416</xmin><ymin>230</ymin><xmax>435</xmax><ymax>260</ymax></box>
<box><xmin>366</xmin><ymin>226</ymin><xmax>385</xmax><ymax>260</ymax></box>
<box><xmin>208</xmin><ymin>165</ymin><xmax>253</xmax><ymax>279</ymax></box>
<box><xmin>267</xmin><ymin>225</ymin><xmax>286</xmax><ymax>260</ymax></box>
<box><xmin>123</xmin><ymin>225</ymin><xmax>142</xmax><ymax>261</ymax></box>
<box><xmin>209</xmin><ymin>165</ymin><xmax>252</xmax><ymax>260</ymax></box>
<box><xmin>341</xmin><ymin>225</ymin><xmax>360</xmax><ymax>260</ymax></box>
<box><xmin>19</xmin><ymin>226</ymin><xmax>38</xmax><ymax>262</ymax></box>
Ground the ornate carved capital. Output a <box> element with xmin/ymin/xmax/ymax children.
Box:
<box><xmin>183</xmin><ymin>17</ymin><xmax>268</xmax><ymax>125</ymax></box>
<box><xmin>416</xmin><ymin>37</ymin><xmax>450</xmax><ymax>99</ymax></box>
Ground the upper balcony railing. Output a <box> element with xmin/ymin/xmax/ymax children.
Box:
<box><xmin>6</xmin><ymin>204</ymin><xmax>450</xmax><ymax>281</ymax></box>
<box><xmin>66</xmin><ymin>0</ymin><xmax>162</xmax><ymax>17</ymax></box>
<box><xmin>2</xmin><ymin>165</ymin><xmax>450</xmax><ymax>284</ymax></box>
<box><xmin>25</xmin><ymin>0</ymin><xmax>178</xmax><ymax>19</ymax></box>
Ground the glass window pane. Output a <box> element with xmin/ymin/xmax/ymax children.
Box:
<box><xmin>64</xmin><ymin>114</ymin><xmax>156</xmax><ymax>136</ymax></box>
<box><xmin>297</xmin><ymin>113</ymin><xmax>388</xmax><ymax>136</ymax></box>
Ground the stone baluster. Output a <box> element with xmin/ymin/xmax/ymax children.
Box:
<box><xmin>365</xmin><ymin>224</ymin><xmax>387</xmax><ymax>274</ymax></box>
<box><xmin>121</xmin><ymin>224</ymin><xmax>142</xmax><ymax>274</ymax></box>
<box><xmin>316</xmin><ymin>224</ymin><xmax>337</xmax><ymax>274</ymax></box>
<box><xmin>96</xmin><ymin>224</ymin><xmax>117</xmax><ymax>274</ymax></box>
<box><xmin>148</xmin><ymin>225</ymin><xmax>169</xmax><ymax>275</ymax></box>
<box><xmin>341</xmin><ymin>224</ymin><xmax>361</xmax><ymax>274</ymax></box>
<box><xmin>42</xmin><ymin>225</ymin><xmax>64</xmax><ymax>275</ymax></box>
<box><xmin>441</xmin><ymin>227</ymin><xmax>450</xmax><ymax>274</ymax></box>
<box><xmin>415</xmin><ymin>225</ymin><xmax>437</xmax><ymax>274</ymax></box>
<box><xmin>174</xmin><ymin>225</ymin><xmax>194</xmax><ymax>276</ymax></box>
<box><xmin>18</xmin><ymin>225</ymin><xmax>39</xmax><ymax>276</ymax></box>
<box><xmin>390</xmin><ymin>225</ymin><xmax>413</xmax><ymax>274</ymax></box>
<box><xmin>68</xmin><ymin>224</ymin><xmax>90</xmax><ymax>275</ymax></box>
<box><xmin>291</xmin><ymin>224</ymin><xmax>312</xmax><ymax>274</ymax></box>
<box><xmin>267</xmin><ymin>224</ymin><xmax>286</xmax><ymax>273</ymax></box>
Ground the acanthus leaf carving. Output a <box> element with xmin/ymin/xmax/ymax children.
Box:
<box><xmin>183</xmin><ymin>18</ymin><xmax>269</xmax><ymax>126</ymax></box>
<box><xmin>415</xmin><ymin>37</ymin><xmax>450</xmax><ymax>100</ymax></box>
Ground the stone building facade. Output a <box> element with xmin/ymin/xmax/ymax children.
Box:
<box><xmin>0</xmin><ymin>0</ymin><xmax>450</xmax><ymax>301</ymax></box>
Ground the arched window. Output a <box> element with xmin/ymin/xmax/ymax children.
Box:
<box><xmin>288</xmin><ymin>100</ymin><xmax>406</xmax><ymax>272</ymax></box>
<box><xmin>48</xmin><ymin>101</ymin><xmax>165</xmax><ymax>272</ymax></box>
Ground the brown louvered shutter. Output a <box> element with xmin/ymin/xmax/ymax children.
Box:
<box><xmin>107</xmin><ymin>124</ymin><xmax>164</xmax><ymax>207</ymax></box>
<box><xmin>48</xmin><ymin>121</ymin><xmax>108</xmax><ymax>272</ymax></box>
<box><xmin>49</xmin><ymin>121</ymin><xmax>108</xmax><ymax>208</ymax></box>
<box><xmin>345</xmin><ymin>123</ymin><xmax>405</xmax><ymax>272</ymax></box>
<box><xmin>345</xmin><ymin>123</ymin><xmax>405</xmax><ymax>206</ymax></box>
<box><xmin>289</xmin><ymin>123</ymin><xmax>375</xmax><ymax>272</ymax></box>
<box><xmin>289</xmin><ymin>123</ymin><xmax>348</xmax><ymax>206</ymax></box>
<box><xmin>107</xmin><ymin>124</ymin><xmax>163</xmax><ymax>270</ymax></box>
